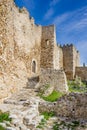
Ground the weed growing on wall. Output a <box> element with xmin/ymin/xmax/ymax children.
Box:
<box><xmin>42</xmin><ymin>90</ymin><xmax>63</xmax><ymax>102</ymax></box>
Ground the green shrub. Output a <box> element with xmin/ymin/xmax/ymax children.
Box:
<box><xmin>53</xmin><ymin>120</ymin><xmax>80</xmax><ymax>130</ymax></box>
<box><xmin>0</xmin><ymin>111</ymin><xmax>11</xmax><ymax>123</ymax></box>
<box><xmin>42</xmin><ymin>90</ymin><xmax>63</xmax><ymax>102</ymax></box>
<box><xmin>41</xmin><ymin>111</ymin><xmax>55</xmax><ymax>120</ymax></box>
<box><xmin>53</xmin><ymin>122</ymin><xmax>61</xmax><ymax>130</ymax></box>
<box><xmin>36</xmin><ymin>118</ymin><xmax>46</xmax><ymax>129</ymax></box>
<box><xmin>37</xmin><ymin>111</ymin><xmax>55</xmax><ymax>129</ymax></box>
<box><xmin>0</xmin><ymin>125</ymin><xmax>5</xmax><ymax>130</ymax></box>
<box><xmin>68</xmin><ymin>80</ymin><xmax>87</xmax><ymax>93</ymax></box>
<box><xmin>71</xmin><ymin>120</ymin><xmax>80</xmax><ymax>127</ymax></box>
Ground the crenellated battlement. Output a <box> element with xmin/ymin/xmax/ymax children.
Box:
<box><xmin>63</xmin><ymin>43</ymin><xmax>73</xmax><ymax>47</ymax></box>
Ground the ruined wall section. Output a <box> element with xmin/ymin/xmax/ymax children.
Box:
<box><xmin>40</xmin><ymin>25</ymin><xmax>55</xmax><ymax>69</ymax></box>
<box><xmin>73</xmin><ymin>46</ymin><xmax>80</xmax><ymax>68</ymax></box>
<box><xmin>62</xmin><ymin>45</ymin><xmax>74</xmax><ymax>79</ymax></box>
<box><xmin>76</xmin><ymin>67</ymin><xmax>87</xmax><ymax>81</ymax></box>
<box><xmin>0</xmin><ymin>0</ymin><xmax>17</xmax><ymax>100</ymax></box>
<box><xmin>41</xmin><ymin>25</ymin><xmax>55</xmax><ymax>68</ymax></box>
<box><xmin>58</xmin><ymin>45</ymin><xmax>63</xmax><ymax>69</ymax></box>
<box><xmin>53</xmin><ymin>45</ymin><xmax>63</xmax><ymax>70</ymax></box>
<box><xmin>76</xmin><ymin>51</ymin><xmax>80</xmax><ymax>67</ymax></box>
<box><xmin>0</xmin><ymin>0</ymin><xmax>14</xmax><ymax>65</ymax></box>
<box><xmin>13</xmin><ymin>6</ymin><xmax>42</xmax><ymax>77</ymax></box>
<box><xmin>73</xmin><ymin>46</ymin><xmax>78</xmax><ymax>78</ymax></box>
<box><xmin>41</xmin><ymin>25</ymin><xmax>61</xmax><ymax>70</ymax></box>
<box><xmin>0</xmin><ymin>0</ymin><xmax>42</xmax><ymax>100</ymax></box>
<box><xmin>40</xmin><ymin>69</ymin><xmax>68</xmax><ymax>93</ymax></box>
<box><xmin>62</xmin><ymin>44</ymin><xmax>80</xmax><ymax>80</ymax></box>
<box><xmin>39</xmin><ymin>93</ymin><xmax>87</xmax><ymax>120</ymax></box>
<box><xmin>53</xmin><ymin>44</ymin><xmax>59</xmax><ymax>69</ymax></box>
<box><xmin>53</xmin><ymin>27</ymin><xmax>60</xmax><ymax>70</ymax></box>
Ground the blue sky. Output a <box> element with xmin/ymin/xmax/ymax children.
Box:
<box><xmin>14</xmin><ymin>0</ymin><xmax>87</xmax><ymax>65</ymax></box>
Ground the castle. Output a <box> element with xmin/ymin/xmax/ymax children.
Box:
<box><xmin>0</xmin><ymin>0</ymin><xmax>87</xmax><ymax>99</ymax></box>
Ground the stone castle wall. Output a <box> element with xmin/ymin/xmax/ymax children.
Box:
<box><xmin>13</xmin><ymin>5</ymin><xmax>42</xmax><ymax>77</ymax></box>
<box><xmin>40</xmin><ymin>25</ymin><xmax>55</xmax><ymax>69</ymax></box>
<box><xmin>76</xmin><ymin>67</ymin><xmax>87</xmax><ymax>81</ymax></box>
<box><xmin>0</xmin><ymin>0</ymin><xmax>16</xmax><ymax>99</ymax></box>
<box><xmin>53</xmin><ymin>45</ymin><xmax>63</xmax><ymax>70</ymax></box>
<box><xmin>0</xmin><ymin>0</ymin><xmax>84</xmax><ymax>100</ymax></box>
<box><xmin>62</xmin><ymin>44</ymin><xmax>80</xmax><ymax>80</ymax></box>
<box><xmin>53</xmin><ymin>44</ymin><xmax>60</xmax><ymax>69</ymax></box>
<box><xmin>58</xmin><ymin>45</ymin><xmax>63</xmax><ymax>69</ymax></box>
<box><xmin>41</xmin><ymin>25</ymin><xmax>63</xmax><ymax>70</ymax></box>
<box><xmin>62</xmin><ymin>45</ymin><xmax>74</xmax><ymax>79</ymax></box>
<box><xmin>40</xmin><ymin>69</ymin><xmax>68</xmax><ymax>93</ymax></box>
<box><xmin>0</xmin><ymin>0</ymin><xmax>42</xmax><ymax>99</ymax></box>
<box><xmin>0</xmin><ymin>0</ymin><xmax>14</xmax><ymax>61</ymax></box>
<box><xmin>73</xmin><ymin>46</ymin><xmax>80</xmax><ymax>76</ymax></box>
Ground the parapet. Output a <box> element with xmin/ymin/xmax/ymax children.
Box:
<box><xmin>62</xmin><ymin>44</ymin><xmax>79</xmax><ymax>53</ymax></box>
<box><xmin>42</xmin><ymin>25</ymin><xmax>55</xmax><ymax>40</ymax></box>
<box><xmin>62</xmin><ymin>44</ymin><xmax>73</xmax><ymax>48</ymax></box>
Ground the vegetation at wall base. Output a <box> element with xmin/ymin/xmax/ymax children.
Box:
<box><xmin>53</xmin><ymin>120</ymin><xmax>81</xmax><ymax>130</ymax></box>
<box><xmin>41</xmin><ymin>111</ymin><xmax>55</xmax><ymax>120</ymax></box>
<box><xmin>0</xmin><ymin>110</ymin><xmax>12</xmax><ymax>130</ymax></box>
<box><xmin>37</xmin><ymin>111</ymin><xmax>55</xmax><ymax>129</ymax></box>
<box><xmin>0</xmin><ymin>125</ymin><xmax>5</xmax><ymax>130</ymax></box>
<box><xmin>42</xmin><ymin>90</ymin><xmax>63</xmax><ymax>102</ymax></box>
<box><xmin>37</xmin><ymin>84</ymin><xmax>50</xmax><ymax>97</ymax></box>
<box><xmin>0</xmin><ymin>111</ymin><xmax>11</xmax><ymax>122</ymax></box>
<box><xmin>36</xmin><ymin>118</ymin><xmax>46</xmax><ymax>129</ymax></box>
<box><xmin>68</xmin><ymin>80</ymin><xmax>87</xmax><ymax>93</ymax></box>
<box><xmin>38</xmin><ymin>84</ymin><xmax>64</xmax><ymax>102</ymax></box>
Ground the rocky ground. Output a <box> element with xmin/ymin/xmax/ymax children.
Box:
<box><xmin>0</xmin><ymin>88</ymin><xmax>57</xmax><ymax>130</ymax></box>
<box><xmin>0</xmin><ymin>88</ymin><xmax>87</xmax><ymax>130</ymax></box>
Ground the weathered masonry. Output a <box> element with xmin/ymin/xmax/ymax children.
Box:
<box><xmin>0</xmin><ymin>0</ymin><xmax>87</xmax><ymax>99</ymax></box>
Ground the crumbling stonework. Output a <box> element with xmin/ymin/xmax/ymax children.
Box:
<box><xmin>41</xmin><ymin>25</ymin><xmax>54</xmax><ymax>69</ymax></box>
<box><xmin>39</xmin><ymin>69</ymin><xmax>68</xmax><ymax>93</ymax></box>
<box><xmin>0</xmin><ymin>0</ymin><xmax>87</xmax><ymax>100</ymax></box>
<box><xmin>62</xmin><ymin>44</ymin><xmax>80</xmax><ymax>80</ymax></box>
<box><xmin>39</xmin><ymin>93</ymin><xmax>87</xmax><ymax>120</ymax></box>
<box><xmin>0</xmin><ymin>0</ymin><xmax>41</xmax><ymax>99</ymax></box>
<box><xmin>76</xmin><ymin>67</ymin><xmax>87</xmax><ymax>81</ymax></box>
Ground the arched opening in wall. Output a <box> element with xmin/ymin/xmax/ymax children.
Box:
<box><xmin>32</xmin><ymin>61</ymin><xmax>36</xmax><ymax>73</ymax></box>
<box><xmin>46</xmin><ymin>39</ymin><xmax>50</xmax><ymax>46</ymax></box>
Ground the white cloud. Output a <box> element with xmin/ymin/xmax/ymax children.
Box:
<box><xmin>50</xmin><ymin>0</ymin><xmax>60</xmax><ymax>6</ymax></box>
<box><xmin>52</xmin><ymin>6</ymin><xmax>87</xmax><ymax>64</ymax></box>
<box><xmin>53</xmin><ymin>13</ymin><xmax>70</xmax><ymax>26</ymax></box>
<box><xmin>44</xmin><ymin>0</ymin><xmax>61</xmax><ymax>20</ymax></box>
<box><xmin>44</xmin><ymin>8</ymin><xmax>54</xmax><ymax>20</ymax></box>
<box><xmin>53</xmin><ymin>6</ymin><xmax>87</xmax><ymax>33</ymax></box>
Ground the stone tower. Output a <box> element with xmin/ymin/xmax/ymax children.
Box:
<box><xmin>62</xmin><ymin>44</ymin><xmax>80</xmax><ymax>79</ymax></box>
<box><xmin>40</xmin><ymin>25</ymin><xmax>62</xmax><ymax>70</ymax></box>
<box><xmin>40</xmin><ymin>25</ymin><xmax>56</xmax><ymax>69</ymax></box>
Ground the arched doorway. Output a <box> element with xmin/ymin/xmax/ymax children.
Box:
<box><xmin>32</xmin><ymin>60</ymin><xmax>36</xmax><ymax>73</ymax></box>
